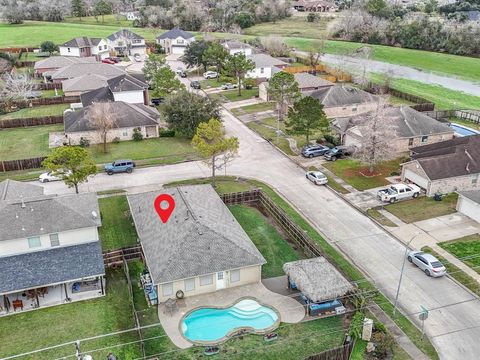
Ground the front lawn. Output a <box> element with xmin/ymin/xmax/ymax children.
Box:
<box><xmin>200</xmin><ymin>78</ymin><xmax>223</xmax><ymax>89</ymax></box>
<box><xmin>0</xmin><ymin>124</ymin><xmax>63</xmax><ymax>160</ymax></box>
<box><xmin>384</xmin><ymin>193</ymin><xmax>458</xmax><ymax>223</ymax></box>
<box><xmin>231</xmin><ymin>102</ymin><xmax>275</xmax><ymax>116</ymax></box>
<box><xmin>0</xmin><ymin>104</ymin><xmax>70</xmax><ymax>120</ymax></box>
<box><xmin>229</xmin><ymin>204</ymin><xmax>302</xmax><ymax>278</ymax></box>
<box><xmin>439</xmin><ymin>234</ymin><xmax>480</xmax><ymax>275</ymax></box>
<box><xmin>247</xmin><ymin>121</ymin><xmax>295</xmax><ymax>155</ymax></box>
<box><xmin>323</xmin><ymin>158</ymin><xmax>405</xmax><ymax>191</ymax></box>
<box><xmin>211</xmin><ymin>88</ymin><xmax>259</xmax><ymax>102</ymax></box>
<box><xmin>98</xmin><ymin>196</ymin><xmax>138</xmax><ymax>251</ymax></box>
<box><xmin>367</xmin><ymin>208</ymin><xmax>398</xmax><ymax>227</ymax></box>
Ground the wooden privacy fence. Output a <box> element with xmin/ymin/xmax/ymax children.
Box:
<box><xmin>304</xmin><ymin>341</ymin><xmax>354</xmax><ymax>360</ymax></box>
<box><xmin>103</xmin><ymin>244</ymin><xmax>144</xmax><ymax>267</ymax></box>
<box><xmin>17</xmin><ymin>60</ymin><xmax>36</xmax><ymax>67</ymax></box>
<box><xmin>365</xmin><ymin>84</ymin><xmax>435</xmax><ymax>112</ymax></box>
<box><xmin>284</xmin><ymin>65</ymin><xmax>326</xmax><ymax>74</ymax></box>
<box><xmin>0</xmin><ymin>115</ymin><xmax>63</xmax><ymax>129</ymax></box>
<box><xmin>34</xmin><ymin>83</ymin><xmax>62</xmax><ymax>90</ymax></box>
<box><xmin>10</xmin><ymin>95</ymin><xmax>80</xmax><ymax>107</ymax></box>
<box><xmin>454</xmin><ymin>110</ymin><xmax>480</xmax><ymax>124</ymax></box>
<box><xmin>0</xmin><ymin>156</ymin><xmax>46</xmax><ymax>172</ymax></box>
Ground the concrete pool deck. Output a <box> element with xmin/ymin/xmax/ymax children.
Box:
<box><xmin>157</xmin><ymin>281</ymin><xmax>306</xmax><ymax>349</ymax></box>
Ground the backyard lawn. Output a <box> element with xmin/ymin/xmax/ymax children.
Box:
<box><xmin>42</xmin><ymin>89</ymin><xmax>63</xmax><ymax>98</ymax></box>
<box><xmin>229</xmin><ymin>204</ymin><xmax>302</xmax><ymax>278</ymax></box>
<box><xmin>0</xmin><ymin>104</ymin><xmax>70</xmax><ymax>120</ymax></box>
<box><xmin>98</xmin><ymin>196</ymin><xmax>138</xmax><ymax>251</ymax></box>
<box><xmin>439</xmin><ymin>234</ymin><xmax>480</xmax><ymax>275</ymax></box>
<box><xmin>384</xmin><ymin>193</ymin><xmax>458</xmax><ymax>223</ymax></box>
<box><xmin>322</xmin><ymin>158</ymin><xmax>405</xmax><ymax>191</ymax></box>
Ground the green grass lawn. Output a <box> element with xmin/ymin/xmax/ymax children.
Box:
<box><xmin>308</xmin><ymin>166</ymin><xmax>349</xmax><ymax>194</ymax></box>
<box><xmin>0</xmin><ymin>124</ymin><xmax>62</xmax><ymax>160</ymax></box>
<box><xmin>247</xmin><ymin>121</ymin><xmax>295</xmax><ymax>155</ymax></box>
<box><xmin>439</xmin><ymin>234</ymin><xmax>480</xmax><ymax>275</ymax></box>
<box><xmin>244</xmin><ymin>16</ymin><xmax>330</xmax><ymax>39</ymax></box>
<box><xmin>42</xmin><ymin>89</ymin><xmax>63</xmax><ymax>98</ymax></box>
<box><xmin>211</xmin><ymin>88</ymin><xmax>259</xmax><ymax>103</ymax></box>
<box><xmin>0</xmin><ymin>104</ymin><xmax>70</xmax><ymax>120</ymax></box>
<box><xmin>231</xmin><ymin>102</ymin><xmax>275</xmax><ymax>116</ymax></box>
<box><xmin>200</xmin><ymin>78</ymin><xmax>223</xmax><ymax>89</ymax></box>
<box><xmin>63</xmin><ymin>14</ymin><xmax>130</xmax><ymax>27</ymax></box>
<box><xmin>229</xmin><ymin>204</ymin><xmax>302</xmax><ymax>278</ymax></box>
<box><xmin>323</xmin><ymin>158</ymin><xmax>405</xmax><ymax>191</ymax></box>
<box><xmin>367</xmin><ymin>208</ymin><xmax>398</xmax><ymax>227</ymax></box>
<box><xmin>384</xmin><ymin>193</ymin><xmax>458</xmax><ymax>223</ymax></box>
<box><xmin>98</xmin><ymin>195</ymin><xmax>138</xmax><ymax>251</ymax></box>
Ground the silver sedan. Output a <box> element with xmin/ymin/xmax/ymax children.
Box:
<box><xmin>306</xmin><ymin>171</ymin><xmax>328</xmax><ymax>185</ymax></box>
<box><xmin>407</xmin><ymin>250</ymin><xmax>446</xmax><ymax>277</ymax></box>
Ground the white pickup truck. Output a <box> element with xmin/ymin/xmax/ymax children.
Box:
<box><xmin>377</xmin><ymin>184</ymin><xmax>421</xmax><ymax>203</ymax></box>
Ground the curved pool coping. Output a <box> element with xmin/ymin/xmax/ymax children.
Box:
<box><xmin>179</xmin><ymin>296</ymin><xmax>281</xmax><ymax>346</ymax></box>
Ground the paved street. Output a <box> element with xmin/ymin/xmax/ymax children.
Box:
<box><xmin>34</xmin><ymin>84</ymin><xmax>480</xmax><ymax>358</ymax></box>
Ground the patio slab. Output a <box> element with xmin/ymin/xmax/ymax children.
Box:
<box><xmin>157</xmin><ymin>281</ymin><xmax>305</xmax><ymax>349</ymax></box>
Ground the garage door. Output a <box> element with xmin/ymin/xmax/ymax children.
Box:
<box><xmin>458</xmin><ymin>197</ymin><xmax>480</xmax><ymax>223</ymax></box>
<box><xmin>404</xmin><ymin>169</ymin><xmax>429</xmax><ymax>189</ymax></box>
<box><xmin>171</xmin><ymin>46</ymin><xmax>185</xmax><ymax>55</ymax></box>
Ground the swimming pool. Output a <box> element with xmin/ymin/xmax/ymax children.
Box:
<box><xmin>450</xmin><ymin>123</ymin><xmax>480</xmax><ymax>137</ymax></box>
<box><xmin>181</xmin><ymin>298</ymin><xmax>279</xmax><ymax>343</ymax></box>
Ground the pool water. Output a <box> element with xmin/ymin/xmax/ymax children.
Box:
<box><xmin>181</xmin><ymin>299</ymin><xmax>278</xmax><ymax>342</ymax></box>
<box><xmin>450</xmin><ymin>123</ymin><xmax>480</xmax><ymax>137</ymax></box>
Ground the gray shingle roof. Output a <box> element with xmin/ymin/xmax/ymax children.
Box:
<box><xmin>0</xmin><ymin>180</ymin><xmax>44</xmax><ymax>201</ymax></box>
<box><xmin>0</xmin><ymin>192</ymin><xmax>101</xmax><ymax>241</ymax></box>
<box><xmin>127</xmin><ymin>185</ymin><xmax>266</xmax><ymax>284</ymax></box>
<box><xmin>62</xmin><ymin>37</ymin><xmax>98</xmax><ymax>48</ymax></box>
<box><xmin>51</xmin><ymin>63</ymin><xmax>125</xmax><ymax>80</ymax></box>
<box><xmin>62</xmin><ymin>74</ymin><xmax>109</xmax><ymax>93</ymax></box>
<box><xmin>80</xmin><ymin>86</ymin><xmax>115</xmax><ymax>107</ymax></box>
<box><xmin>107</xmin><ymin>74</ymin><xmax>147</xmax><ymax>92</ymax></box>
<box><xmin>306</xmin><ymin>85</ymin><xmax>377</xmax><ymax>107</ymax></box>
<box><xmin>0</xmin><ymin>242</ymin><xmax>105</xmax><ymax>295</ymax></box>
<box><xmin>458</xmin><ymin>190</ymin><xmax>480</xmax><ymax>204</ymax></box>
<box><xmin>293</xmin><ymin>72</ymin><xmax>334</xmax><ymax>89</ymax></box>
<box><xmin>247</xmin><ymin>53</ymin><xmax>288</xmax><ymax>68</ymax></box>
<box><xmin>34</xmin><ymin>56</ymin><xmax>97</xmax><ymax>70</ymax></box>
<box><xmin>157</xmin><ymin>28</ymin><xmax>194</xmax><ymax>40</ymax></box>
<box><xmin>222</xmin><ymin>40</ymin><xmax>253</xmax><ymax>50</ymax></box>
<box><xmin>107</xmin><ymin>29</ymin><xmax>144</xmax><ymax>41</ymax></box>
<box><xmin>64</xmin><ymin>102</ymin><xmax>160</xmax><ymax>133</ymax></box>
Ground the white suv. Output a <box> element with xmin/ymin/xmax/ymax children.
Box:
<box><xmin>203</xmin><ymin>71</ymin><xmax>219</xmax><ymax>79</ymax></box>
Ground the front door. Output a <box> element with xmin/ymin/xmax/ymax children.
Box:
<box><xmin>216</xmin><ymin>272</ymin><xmax>225</xmax><ymax>290</ymax></box>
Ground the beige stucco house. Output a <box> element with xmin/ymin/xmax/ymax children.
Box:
<box><xmin>156</xmin><ymin>28</ymin><xmax>195</xmax><ymax>55</ymax></box>
<box><xmin>127</xmin><ymin>185</ymin><xmax>266</xmax><ymax>303</ymax></box>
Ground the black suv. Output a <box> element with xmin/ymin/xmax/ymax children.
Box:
<box><xmin>190</xmin><ymin>81</ymin><xmax>201</xmax><ymax>89</ymax></box>
<box><xmin>324</xmin><ymin>146</ymin><xmax>352</xmax><ymax>161</ymax></box>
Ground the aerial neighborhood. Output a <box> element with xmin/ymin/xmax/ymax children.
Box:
<box><xmin>0</xmin><ymin>0</ymin><xmax>480</xmax><ymax>359</ymax></box>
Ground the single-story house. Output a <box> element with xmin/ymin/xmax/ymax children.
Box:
<box><xmin>122</xmin><ymin>11</ymin><xmax>140</xmax><ymax>21</ymax></box>
<box><xmin>222</xmin><ymin>40</ymin><xmax>254</xmax><ymax>56</ymax></box>
<box><xmin>259</xmin><ymin>72</ymin><xmax>334</xmax><ymax>101</ymax></box>
<box><xmin>334</xmin><ymin>106</ymin><xmax>454</xmax><ymax>152</ymax></box>
<box><xmin>107</xmin><ymin>29</ymin><xmax>147</xmax><ymax>58</ymax></box>
<box><xmin>292</xmin><ymin>0</ymin><xmax>338</xmax><ymax>12</ymax></box>
<box><xmin>456</xmin><ymin>190</ymin><xmax>480</xmax><ymax>223</ymax></box>
<box><xmin>49</xmin><ymin>63</ymin><xmax>126</xmax><ymax>83</ymax></box>
<box><xmin>127</xmin><ymin>185</ymin><xmax>267</xmax><ymax>303</ymax></box>
<box><xmin>246</xmin><ymin>53</ymin><xmax>289</xmax><ymax>80</ymax></box>
<box><xmin>156</xmin><ymin>28</ymin><xmax>195</xmax><ymax>55</ymax></box>
<box><xmin>80</xmin><ymin>74</ymin><xmax>149</xmax><ymax>106</ymax></box>
<box><xmin>401</xmin><ymin>135</ymin><xmax>480</xmax><ymax>196</ymax></box>
<box><xmin>0</xmin><ymin>180</ymin><xmax>104</xmax><ymax>316</ymax></box>
<box><xmin>59</xmin><ymin>37</ymin><xmax>109</xmax><ymax>60</ymax></box>
<box><xmin>304</xmin><ymin>85</ymin><xmax>378</xmax><ymax>118</ymax></box>
<box><xmin>64</xmin><ymin>101</ymin><xmax>162</xmax><ymax>145</ymax></box>
<box><xmin>34</xmin><ymin>56</ymin><xmax>97</xmax><ymax>75</ymax></box>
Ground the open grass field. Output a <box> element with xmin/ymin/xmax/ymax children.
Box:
<box><xmin>385</xmin><ymin>193</ymin><xmax>458</xmax><ymax>223</ymax></box>
<box><xmin>98</xmin><ymin>195</ymin><xmax>138</xmax><ymax>251</ymax></box>
<box><xmin>0</xmin><ymin>104</ymin><xmax>70</xmax><ymax>120</ymax></box>
<box><xmin>229</xmin><ymin>204</ymin><xmax>302</xmax><ymax>278</ymax></box>
<box><xmin>439</xmin><ymin>234</ymin><xmax>480</xmax><ymax>275</ymax></box>
<box><xmin>63</xmin><ymin>14</ymin><xmax>130</xmax><ymax>27</ymax></box>
<box><xmin>244</xmin><ymin>15</ymin><xmax>330</xmax><ymax>39</ymax></box>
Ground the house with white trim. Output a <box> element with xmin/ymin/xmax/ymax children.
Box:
<box><xmin>59</xmin><ymin>37</ymin><xmax>110</xmax><ymax>60</ymax></box>
<box><xmin>106</xmin><ymin>29</ymin><xmax>147</xmax><ymax>58</ymax></box>
<box><xmin>156</xmin><ymin>28</ymin><xmax>195</xmax><ymax>55</ymax></box>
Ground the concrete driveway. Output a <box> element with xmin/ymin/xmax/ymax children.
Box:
<box><xmin>35</xmin><ymin>109</ymin><xmax>480</xmax><ymax>360</ymax></box>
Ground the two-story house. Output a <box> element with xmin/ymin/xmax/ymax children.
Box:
<box><xmin>0</xmin><ymin>180</ymin><xmax>105</xmax><ymax>316</ymax></box>
<box><xmin>106</xmin><ymin>29</ymin><xmax>147</xmax><ymax>59</ymax></box>
<box><xmin>246</xmin><ymin>54</ymin><xmax>289</xmax><ymax>80</ymax></box>
<box><xmin>59</xmin><ymin>37</ymin><xmax>110</xmax><ymax>61</ymax></box>
<box><xmin>156</xmin><ymin>28</ymin><xmax>195</xmax><ymax>55</ymax></box>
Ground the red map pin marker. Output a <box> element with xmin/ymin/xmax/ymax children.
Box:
<box><xmin>154</xmin><ymin>194</ymin><xmax>175</xmax><ymax>224</ymax></box>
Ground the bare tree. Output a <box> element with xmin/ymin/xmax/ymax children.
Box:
<box><xmin>1</xmin><ymin>72</ymin><xmax>34</xmax><ymax>103</ymax></box>
<box><xmin>352</xmin><ymin>99</ymin><xmax>397</xmax><ymax>174</ymax></box>
<box><xmin>259</xmin><ymin>35</ymin><xmax>289</xmax><ymax>57</ymax></box>
<box><xmin>86</xmin><ymin>102</ymin><xmax>118</xmax><ymax>153</ymax></box>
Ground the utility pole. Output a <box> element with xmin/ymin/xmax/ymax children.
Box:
<box><xmin>75</xmin><ymin>340</ymin><xmax>82</xmax><ymax>360</ymax></box>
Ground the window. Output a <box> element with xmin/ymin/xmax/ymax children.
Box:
<box><xmin>50</xmin><ymin>233</ymin><xmax>60</xmax><ymax>247</ymax></box>
<box><xmin>162</xmin><ymin>283</ymin><xmax>173</xmax><ymax>296</ymax></box>
<box><xmin>122</xmin><ymin>131</ymin><xmax>128</xmax><ymax>137</ymax></box>
<box><xmin>133</xmin><ymin>39</ymin><xmax>141</xmax><ymax>44</ymax></box>
<box><xmin>98</xmin><ymin>46</ymin><xmax>102</xmax><ymax>51</ymax></box>
<box><xmin>217</xmin><ymin>272</ymin><xmax>224</xmax><ymax>280</ymax></box>
<box><xmin>408</xmin><ymin>138</ymin><xmax>414</xmax><ymax>146</ymax></box>
<box><xmin>230</xmin><ymin>269</ymin><xmax>240</xmax><ymax>283</ymax></box>
<box><xmin>421</xmin><ymin>136</ymin><xmax>428</xmax><ymax>143</ymax></box>
<box><xmin>260</xmin><ymin>67</ymin><xmax>264</xmax><ymax>74</ymax></box>
<box><xmin>185</xmin><ymin>278</ymin><xmax>195</xmax><ymax>292</ymax></box>
<box><xmin>199</xmin><ymin>274</ymin><xmax>213</xmax><ymax>286</ymax></box>
<box><xmin>177</xmin><ymin>39</ymin><xmax>184</xmax><ymax>44</ymax></box>
<box><xmin>104</xmin><ymin>45</ymin><xmax>107</xmax><ymax>50</ymax></box>
<box><xmin>28</xmin><ymin>236</ymin><xmax>41</xmax><ymax>249</ymax></box>
<box><xmin>352</xmin><ymin>107</ymin><xmax>357</xmax><ymax>112</ymax></box>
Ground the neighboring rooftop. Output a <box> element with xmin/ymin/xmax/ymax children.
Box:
<box><xmin>306</xmin><ymin>85</ymin><xmax>377</xmax><ymax>107</ymax></box>
<box><xmin>0</xmin><ymin>179</ymin><xmax>44</xmax><ymax>201</ymax></box>
<box><xmin>62</xmin><ymin>73</ymin><xmax>110</xmax><ymax>94</ymax></box>
<box><xmin>61</xmin><ymin>37</ymin><xmax>103</xmax><ymax>48</ymax></box>
<box><xmin>64</xmin><ymin>101</ymin><xmax>160</xmax><ymax>133</ymax></box>
<box><xmin>247</xmin><ymin>53</ymin><xmax>288</xmax><ymax>68</ymax></box>
<box><xmin>283</xmin><ymin>257</ymin><xmax>354</xmax><ymax>303</ymax></box>
<box><xmin>51</xmin><ymin>63</ymin><xmax>125</xmax><ymax>80</ymax></box>
<box><xmin>107</xmin><ymin>29</ymin><xmax>144</xmax><ymax>41</ymax></box>
<box><xmin>34</xmin><ymin>56</ymin><xmax>97</xmax><ymax>70</ymax></box>
<box><xmin>127</xmin><ymin>185</ymin><xmax>266</xmax><ymax>284</ymax></box>
<box><xmin>294</xmin><ymin>72</ymin><xmax>334</xmax><ymax>89</ymax></box>
<box><xmin>222</xmin><ymin>40</ymin><xmax>253</xmax><ymax>50</ymax></box>
<box><xmin>157</xmin><ymin>27</ymin><xmax>195</xmax><ymax>40</ymax></box>
<box><xmin>458</xmin><ymin>190</ymin><xmax>480</xmax><ymax>204</ymax></box>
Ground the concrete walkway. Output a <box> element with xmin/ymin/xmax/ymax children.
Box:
<box><xmin>378</xmin><ymin>209</ymin><xmax>406</xmax><ymax>227</ymax></box>
<box><xmin>318</xmin><ymin>166</ymin><xmax>357</xmax><ymax>193</ymax></box>
<box><xmin>158</xmin><ymin>281</ymin><xmax>305</xmax><ymax>349</ymax></box>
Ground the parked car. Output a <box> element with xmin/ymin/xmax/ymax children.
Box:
<box><xmin>203</xmin><ymin>71</ymin><xmax>219</xmax><ymax>79</ymax></box>
<box><xmin>104</xmin><ymin>160</ymin><xmax>136</xmax><ymax>175</ymax></box>
<box><xmin>306</xmin><ymin>171</ymin><xmax>328</xmax><ymax>185</ymax></box>
<box><xmin>221</xmin><ymin>83</ymin><xmax>238</xmax><ymax>90</ymax></box>
<box><xmin>190</xmin><ymin>80</ymin><xmax>201</xmax><ymax>89</ymax></box>
<box><xmin>178</xmin><ymin>70</ymin><xmax>187</xmax><ymax>78</ymax></box>
<box><xmin>377</xmin><ymin>183</ymin><xmax>421</xmax><ymax>203</ymax></box>
<box><xmin>102</xmin><ymin>58</ymin><xmax>116</xmax><ymax>64</ymax></box>
<box><xmin>323</xmin><ymin>146</ymin><xmax>352</xmax><ymax>161</ymax></box>
<box><xmin>133</xmin><ymin>53</ymin><xmax>142</xmax><ymax>62</ymax></box>
<box><xmin>38</xmin><ymin>170</ymin><xmax>71</xmax><ymax>183</ymax></box>
<box><xmin>301</xmin><ymin>144</ymin><xmax>330</xmax><ymax>158</ymax></box>
<box><xmin>407</xmin><ymin>250</ymin><xmax>446</xmax><ymax>277</ymax></box>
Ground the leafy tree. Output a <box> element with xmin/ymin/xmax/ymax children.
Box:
<box><xmin>151</xmin><ymin>66</ymin><xmax>184</xmax><ymax>98</ymax></box>
<box><xmin>94</xmin><ymin>0</ymin><xmax>112</xmax><ymax>23</ymax></box>
<box><xmin>40</xmin><ymin>41</ymin><xmax>58</xmax><ymax>55</ymax></box>
<box><xmin>268</xmin><ymin>72</ymin><xmax>300</xmax><ymax>122</ymax></box>
<box><xmin>161</xmin><ymin>91</ymin><xmax>220</xmax><ymax>138</ymax></box>
<box><xmin>42</xmin><ymin>146</ymin><xmax>97</xmax><ymax>194</ymax></box>
<box><xmin>235</xmin><ymin>12</ymin><xmax>255</xmax><ymax>28</ymax></box>
<box><xmin>366</xmin><ymin>0</ymin><xmax>387</xmax><ymax>16</ymax></box>
<box><xmin>143</xmin><ymin>53</ymin><xmax>166</xmax><ymax>84</ymax></box>
<box><xmin>1</xmin><ymin>0</ymin><xmax>25</xmax><ymax>24</ymax></box>
<box><xmin>71</xmin><ymin>0</ymin><xmax>86</xmax><ymax>20</ymax></box>
<box><xmin>285</xmin><ymin>96</ymin><xmax>328</xmax><ymax>143</ymax></box>
<box><xmin>222</xmin><ymin>53</ymin><xmax>255</xmax><ymax>96</ymax></box>
<box><xmin>183</xmin><ymin>40</ymin><xmax>210</xmax><ymax>71</ymax></box>
<box><xmin>203</xmin><ymin>42</ymin><xmax>228</xmax><ymax>82</ymax></box>
<box><xmin>191</xmin><ymin>118</ymin><xmax>239</xmax><ymax>188</ymax></box>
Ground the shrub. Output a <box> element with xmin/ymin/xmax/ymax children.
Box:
<box><xmin>324</xmin><ymin>134</ymin><xmax>341</xmax><ymax>146</ymax></box>
<box><xmin>307</xmin><ymin>13</ymin><xmax>318</xmax><ymax>22</ymax></box>
<box><xmin>159</xmin><ymin>129</ymin><xmax>176</xmax><ymax>137</ymax></box>
<box><xmin>112</xmin><ymin>137</ymin><xmax>120</xmax><ymax>144</ymax></box>
<box><xmin>79</xmin><ymin>137</ymin><xmax>90</xmax><ymax>147</ymax></box>
<box><xmin>372</xmin><ymin>331</ymin><xmax>394</xmax><ymax>358</ymax></box>
<box><xmin>390</xmin><ymin>171</ymin><xmax>400</xmax><ymax>176</ymax></box>
<box><xmin>132</xmin><ymin>128</ymin><xmax>143</xmax><ymax>141</ymax></box>
<box><xmin>244</xmin><ymin>78</ymin><xmax>256</xmax><ymax>90</ymax></box>
<box><xmin>349</xmin><ymin>311</ymin><xmax>364</xmax><ymax>340</ymax></box>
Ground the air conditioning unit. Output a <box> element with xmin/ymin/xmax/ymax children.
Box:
<box><xmin>335</xmin><ymin>306</ymin><xmax>346</xmax><ymax>315</ymax></box>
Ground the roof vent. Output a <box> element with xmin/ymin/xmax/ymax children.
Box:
<box><xmin>91</xmin><ymin>210</ymin><xmax>98</xmax><ymax>219</ymax></box>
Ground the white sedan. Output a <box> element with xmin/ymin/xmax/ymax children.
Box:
<box><xmin>203</xmin><ymin>71</ymin><xmax>219</xmax><ymax>79</ymax></box>
<box><xmin>306</xmin><ymin>171</ymin><xmax>328</xmax><ymax>185</ymax></box>
<box><xmin>38</xmin><ymin>170</ymin><xmax>70</xmax><ymax>183</ymax></box>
